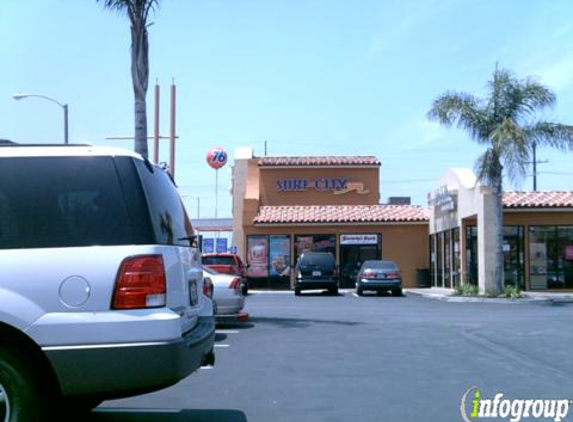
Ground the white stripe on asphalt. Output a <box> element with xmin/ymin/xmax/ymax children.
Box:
<box><xmin>95</xmin><ymin>408</ymin><xmax>180</xmax><ymax>413</ymax></box>
<box><xmin>216</xmin><ymin>330</ymin><xmax>240</xmax><ymax>334</ymax></box>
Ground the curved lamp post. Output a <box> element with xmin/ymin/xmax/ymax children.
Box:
<box><xmin>12</xmin><ymin>93</ymin><xmax>69</xmax><ymax>144</ymax></box>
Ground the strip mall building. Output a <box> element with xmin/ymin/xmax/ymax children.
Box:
<box><xmin>231</xmin><ymin>148</ymin><xmax>573</xmax><ymax>292</ymax></box>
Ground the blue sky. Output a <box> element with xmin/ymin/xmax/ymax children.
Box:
<box><xmin>1</xmin><ymin>0</ymin><xmax>573</xmax><ymax>218</ymax></box>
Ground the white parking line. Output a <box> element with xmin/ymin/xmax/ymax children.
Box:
<box><xmin>214</xmin><ymin>344</ymin><xmax>230</xmax><ymax>348</ymax></box>
<box><xmin>95</xmin><ymin>408</ymin><xmax>180</xmax><ymax>413</ymax></box>
<box><xmin>216</xmin><ymin>330</ymin><xmax>240</xmax><ymax>334</ymax></box>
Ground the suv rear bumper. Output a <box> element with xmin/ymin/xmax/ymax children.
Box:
<box><xmin>43</xmin><ymin>316</ymin><xmax>215</xmax><ymax>399</ymax></box>
<box><xmin>295</xmin><ymin>279</ymin><xmax>338</xmax><ymax>290</ymax></box>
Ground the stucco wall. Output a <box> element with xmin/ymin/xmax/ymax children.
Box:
<box><xmin>245</xmin><ymin>224</ymin><xmax>429</xmax><ymax>288</ymax></box>
<box><xmin>259</xmin><ymin>167</ymin><xmax>380</xmax><ymax>206</ymax></box>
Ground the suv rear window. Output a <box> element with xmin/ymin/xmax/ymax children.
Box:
<box><xmin>299</xmin><ymin>253</ymin><xmax>335</xmax><ymax>267</ymax></box>
<box><xmin>202</xmin><ymin>256</ymin><xmax>236</xmax><ymax>266</ymax></box>
<box><xmin>0</xmin><ymin>156</ymin><xmax>139</xmax><ymax>249</ymax></box>
<box><xmin>134</xmin><ymin>160</ymin><xmax>193</xmax><ymax>247</ymax></box>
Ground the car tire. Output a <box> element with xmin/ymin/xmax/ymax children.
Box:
<box><xmin>356</xmin><ymin>287</ymin><xmax>363</xmax><ymax>296</ymax></box>
<box><xmin>241</xmin><ymin>284</ymin><xmax>248</xmax><ymax>296</ymax></box>
<box><xmin>393</xmin><ymin>289</ymin><xmax>402</xmax><ymax>297</ymax></box>
<box><xmin>0</xmin><ymin>349</ymin><xmax>51</xmax><ymax>422</ymax></box>
<box><xmin>330</xmin><ymin>287</ymin><xmax>338</xmax><ymax>296</ymax></box>
<box><xmin>294</xmin><ymin>287</ymin><xmax>301</xmax><ymax>296</ymax></box>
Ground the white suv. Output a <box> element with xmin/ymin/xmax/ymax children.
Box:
<box><xmin>0</xmin><ymin>144</ymin><xmax>215</xmax><ymax>421</ymax></box>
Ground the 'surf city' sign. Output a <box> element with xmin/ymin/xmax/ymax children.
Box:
<box><xmin>276</xmin><ymin>178</ymin><xmax>369</xmax><ymax>194</ymax></box>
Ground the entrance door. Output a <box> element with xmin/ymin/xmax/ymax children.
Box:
<box><xmin>340</xmin><ymin>242</ymin><xmax>380</xmax><ymax>288</ymax></box>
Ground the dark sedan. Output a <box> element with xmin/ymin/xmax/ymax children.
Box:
<box><xmin>356</xmin><ymin>260</ymin><xmax>402</xmax><ymax>296</ymax></box>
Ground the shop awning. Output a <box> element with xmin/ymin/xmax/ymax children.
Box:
<box><xmin>253</xmin><ymin>205</ymin><xmax>429</xmax><ymax>225</ymax></box>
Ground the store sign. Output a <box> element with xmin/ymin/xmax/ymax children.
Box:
<box><xmin>276</xmin><ymin>178</ymin><xmax>369</xmax><ymax>194</ymax></box>
<box><xmin>340</xmin><ymin>234</ymin><xmax>378</xmax><ymax>245</ymax></box>
<box><xmin>428</xmin><ymin>185</ymin><xmax>457</xmax><ymax>212</ymax></box>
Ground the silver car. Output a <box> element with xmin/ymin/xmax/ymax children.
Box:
<box><xmin>0</xmin><ymin>145</ymin><xmax>215</xmax><ymax>420</ymax></box>
<box><xmin>203</xmin><ymin>266</ymin><xmax>246</xmax><ymax>316</ymax></box>
<box><xmin>356</xmin><ymin>260</ymin><xmax>403</xmax><ymax>296</ymax></box>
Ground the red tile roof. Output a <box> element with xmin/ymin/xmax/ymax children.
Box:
<box><xmin>259</xmin><ymin>156</ymin><xmax>380</xmax><ymax>167</ymax></box>
<box><xmin>253</xmin><ymin>205</ymin><xmax>429</xmax><ymax>225</ymax></box>
<box><xmin>503</xmin><ymin>191</ymin><xmax>573</xmax><ymax>208</ymax></box>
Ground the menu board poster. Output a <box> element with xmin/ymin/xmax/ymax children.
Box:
<box><xmin>247</xmin><ymin>236</ymin><xmax>268</xmax><ymax>278</ymax></box>
<box><xmin>269</xmin><ymin>235</ymin><xmax>291</xmax><ymax>277</ymax></box>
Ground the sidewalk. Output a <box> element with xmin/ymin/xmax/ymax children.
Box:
<box><xmin>405</xmin><ymin>287</ymin><xmax>573</xmax><ymax>304</ymax></box>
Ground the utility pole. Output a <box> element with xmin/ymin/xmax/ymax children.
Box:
<box><xmin>531</xmin><ymin>141</ymin><xmax>549</xmax><ymax>191</ymax></box>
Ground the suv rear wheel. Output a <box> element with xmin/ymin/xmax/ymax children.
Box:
<box><xmin>0</xmin><ymin>350</ymin><xmax>49</xmax><ymax>422</ymax></box>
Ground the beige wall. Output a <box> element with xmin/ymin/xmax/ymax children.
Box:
<box><xmin>245</xmin><ymin>224</ymin><xmax>429</xmax><ymax>288</ymax></box>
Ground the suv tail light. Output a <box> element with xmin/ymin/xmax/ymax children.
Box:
<box><xmin>229</xmin><ymin>277</ymin><xmax>241</xmax><ymax>291</ymax></box>
<box><xmin>113</xmin><ymin>255</ymin><xmax>166</xmax><ymax>309</ymax></box>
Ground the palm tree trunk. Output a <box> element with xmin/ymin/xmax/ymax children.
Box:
<box><xmin>134</xmin><ymin>96</ymin><xmax>148</xmax><ymax>158</ymax></box>
<box><xmin>491</xmin><ymin>175</ymin><xmax>504</xmax><ymax>296</ymax></box>
<box><xmin>130</xmin><ymin>18</ymin><xmax>149</xmax><ymax>158</ymax></box>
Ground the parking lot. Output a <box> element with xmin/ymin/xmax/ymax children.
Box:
<box><xmin>90</xmin><ymin>291</ymin><xmax>573</xmax><ymax>422</ymax></box>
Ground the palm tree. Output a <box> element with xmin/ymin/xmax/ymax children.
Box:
<box><xmin>98</xmin><ymin>0</ymin><xmax>160</xmax><ymax>158</ymax></box>
<box><xmin>428</xmin><ymin>66</ymin><xmax>573</xmax><ymax>295</ymax></box>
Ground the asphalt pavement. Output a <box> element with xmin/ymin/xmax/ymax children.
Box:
<box><xmin>88</xmin><ymin>290</ymin><xmax>573</xmax><ymax>422</ymax></box>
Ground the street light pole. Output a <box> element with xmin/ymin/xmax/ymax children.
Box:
<box><xmin>12</xmin><ymin>93</ymin><xmax>69</xmax><ymax>144</ymax></box>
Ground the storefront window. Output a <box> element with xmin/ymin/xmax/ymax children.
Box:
<box><xmin>246</xmin><ymin>235</ymin><xmax>269</xmax><ymax>278</ymax></box>
<box><xmin>529</xmin><ymin>226</ymin><xmax>573</xmax><ymax>290</ymax></box>
<box><xmin>269</xmin><ymin>235</ymin><xmax>291</xmax><ymax>278</ymax></box>
<box><xmin>466</xmin><ymin>226</ymin><xmax>478</xmax><ymax>286</ymax></box>
<box><xmin>430</xmin><ymin>235</ymin><xmax>436</xmax><ymax>286</ymax></box>
<box><xmin>503</xmin><ymin>226</ymin><xmax>524</xmax><ymax>289</ymax></box>
<box><xmin>295</xmin><ymin>234</ymin><xmax>336</xmax><ymax>261</ymax></box>
<box><xmin>452</xmin><ymin>228</ymin><xmax>460</xmax><ymax>288</ymax></box>
<box><xmin>444</xmin><ymin>230</ymin><xmax>452</xmax><ymax>288</ymax></box>
<box><xmin>436</xmin><ymin>232</ymin><xmax>443</xmax><ymax>288</ymax></box>
<box><xmin>339</xmin><ymin>234</ymin><xmax>381</xmax><ymax>288</ymax></box>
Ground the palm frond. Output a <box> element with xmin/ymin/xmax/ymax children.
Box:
<box><xmin>474</xmin><ymin>148</ymin><xmax>503</xmax><ymax>186</ymax></box>
<box><xmin>525</xmin><ymin>122</ymin><xmax>573</xmax><ymax>151</ymax></box>
<box><xmin>495</xmin><ymin>118</ymin><xmax>529</xmax><ymax>183</ymax></box>
<box><xmin>427</xmin><ymin>92</ymin><xmax>490</xmax><ymax>143</ymax></box>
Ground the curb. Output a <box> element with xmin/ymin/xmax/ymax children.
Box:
<box><xmin>404</xmin><ymin>289</ymin><xmax>564</xmax><ymax>304</ymax></box>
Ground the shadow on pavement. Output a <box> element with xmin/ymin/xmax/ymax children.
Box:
<box><xmin>86</xmin><ymin>409</ymin><xmax>248</xmax><ymax>422</ymax></box>
<box><xmin>250</xmin><ymin>316</ymin><xmax>363</xmax><ymax>329</ymax></box>
<box><xmin>216</xmin><ymin>322</ymin><xmax>256</xmax><ymax>330</ymax></box>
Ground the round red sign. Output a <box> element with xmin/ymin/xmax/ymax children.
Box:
<box><xmin>206</xmin><ymin>147</ymin><xmax>228</xmax><ymax>169</ymax></box>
